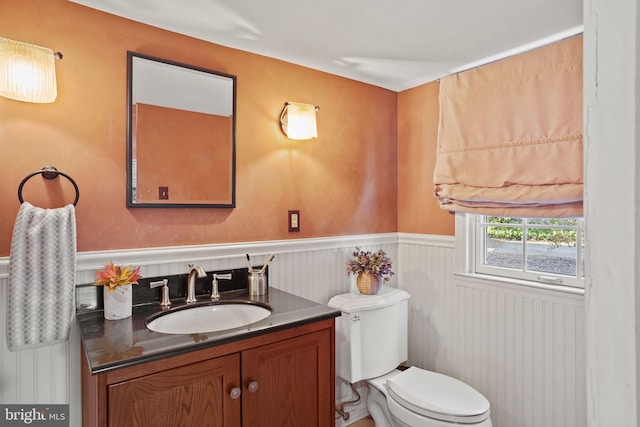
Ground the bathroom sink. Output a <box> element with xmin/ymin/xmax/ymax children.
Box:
<box><xmin>146</xmin><ymin>301</ymin><xmax>271</xmax><ymax>334</ymax></box>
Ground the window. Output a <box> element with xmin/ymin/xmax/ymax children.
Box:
<box><xmin>471</xmin><ymin>215</ymin><xmax>585</xmax><ymax>288</ymax></box>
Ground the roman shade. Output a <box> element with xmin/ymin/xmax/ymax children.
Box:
<box><xmin>433</xmin><ymin>35</ymin><xmax>583</xmax><ymax>218</ymax></box>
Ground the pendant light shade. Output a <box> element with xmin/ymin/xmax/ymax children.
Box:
<box><xmin>0</xmin><ymin>37</ymin><xmax>59</xmax><ymax>103</ymax></box>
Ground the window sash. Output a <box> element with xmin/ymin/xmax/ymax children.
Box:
<box><xmin>473</xmin><ymin>215</ymin><xmax>585</xmax><ymax>288</ymax></box>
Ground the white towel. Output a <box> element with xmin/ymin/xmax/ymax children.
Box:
<box><xmin>6</xmin><ymin>202</ymin><xmax>77</xmax><ymax>351</ymax></box>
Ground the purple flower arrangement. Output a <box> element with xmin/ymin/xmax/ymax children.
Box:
<box><xmin>346</xmin><ymin>247</ymin><xmax>395</xmax><ymax>281</ymax></box>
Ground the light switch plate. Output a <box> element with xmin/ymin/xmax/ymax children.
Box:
<box><xmin>159</xmin><ymin>186</ymin><xmax>169</xmax><ymax>200</ymax></box>
<box><xmin>288</xmin><ymin>210</ymin><xmax>300</xmax><ymax>232</ymax></box>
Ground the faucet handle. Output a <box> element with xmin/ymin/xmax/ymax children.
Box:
<box><xmin>150</xmin><ymin>279</ymin><xmax>171</xmax><ymax>309</ymax></box>
<box><xmin>149</xmin><ymin>279</ymin><xmax>167</xmax><ymax>289</ymax></box>
<box><xmin>211</xmin><ymin>273</ymin><xmax>232</xmax><ymax>301</ymax></box>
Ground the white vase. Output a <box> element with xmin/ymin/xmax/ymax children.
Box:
<box><xmin>103</xmin><ymin>285</ymin><xmax>132</xmax><ymax>320</ymax></box>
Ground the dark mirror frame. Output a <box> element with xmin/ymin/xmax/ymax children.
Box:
<box><xmin>126</xmin><ymin>51</ymin><xmax>237</xmax><ymax>208</ymax></box>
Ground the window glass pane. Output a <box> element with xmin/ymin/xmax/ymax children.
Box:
<box><xmin>525</xmin><ymin>237</ymin><xmax>578</xmax><ymax>276</ymax></box>
<box><xmin>485</xmin><ymin>226</ymin><xmax>524</xmax><ymax>271</ymax></box>
<box><xmin>527</xmin><ymin>225</ymin><xmax>578</xmax><ymax>246</ymax></box>
<box><xmin>579</xmin><ymin>241</ymin><xmax>585</xmax><ymax>278</ymax></box>
<box><xmin>528</xmin><ymin>218</ymin><xmax>578</xmax><ymax>227</ymax></box>
<box><xmin>486</xmin><ymin>216</ymin><xmax>523</xmax><ymax>224</ymax></box>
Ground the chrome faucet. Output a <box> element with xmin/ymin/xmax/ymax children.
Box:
<box><xmin>186</xmin><ymin>264</ymin><xmax>206</xmax><ymax>303</ymax></box>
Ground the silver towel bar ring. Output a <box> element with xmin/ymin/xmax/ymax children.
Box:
<box><xmin>18</xmin><ymin>166</ymin><xmax>80</xmax><ymax>206</ymax></box>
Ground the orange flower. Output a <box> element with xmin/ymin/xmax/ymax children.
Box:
<box><xmin>95</xmin><ymin>261</ymin><xmax>142</xmax><ymax>292</ymax></box>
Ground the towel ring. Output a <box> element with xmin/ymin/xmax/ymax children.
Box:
<box><xmin>18</xmin><ymin>166</ymin><xmax>80</xmax><ymax>206</ymax></box>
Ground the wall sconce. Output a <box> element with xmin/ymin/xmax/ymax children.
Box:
<box><xmin>0</xmin><ymin>37</ymin><xmax>62</xmax><ymax>103</ymax></box>
<box><xmin>280</xmin><ymin>102</ymin><xmax>319</xmax><ymax>140</ymax></box>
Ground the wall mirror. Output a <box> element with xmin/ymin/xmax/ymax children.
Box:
<box><xmin>127</xmin><ymin>52</ymin><xmax>236</xmax><ymax>208</ymax></box>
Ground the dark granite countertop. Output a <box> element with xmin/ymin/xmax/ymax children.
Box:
<box><xmin>77</xmin><ymin>287</ymin><xmax>340</xmax><ymax>374</ymax></box>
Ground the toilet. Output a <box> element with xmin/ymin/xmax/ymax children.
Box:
<box><xmin>329</xmin><ymin>286</ymin><xmax>492</xmax><ymax>427</ymax></box>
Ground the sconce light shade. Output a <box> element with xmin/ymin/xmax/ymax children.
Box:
<box><xmin>280</xmin><ymin>102</ymin><xmax>319</xmax><ymax>140</ymax></box>
<box><xmin>0</xmin><ymin>37</ymin><xmax>59</xmax><ymax>103</ymax></box>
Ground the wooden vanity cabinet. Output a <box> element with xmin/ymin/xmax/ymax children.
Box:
<box><xmin>82</xmin><ymin>319</ymin><xmax>335</xmax><ymax>427</ymax></box>
<box><xmin>242</xmin><ymin>328</ymin><xmax>332</xmax><ymax>426</ymax></box>
<box><xmin>108</xmin><ymin>353</ymin><xmax>240</xmax><ymax>427</ymax></box>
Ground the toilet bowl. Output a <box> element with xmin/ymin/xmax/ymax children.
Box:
<box><xmin>366</xmin><ymin>368</ymin><xmax>492</xmax><ymax>427</ymax></box>
<box><xmin>328</xmin><ymin>286</ymin><xmax>493</xmax><ymax>427</ymax></box>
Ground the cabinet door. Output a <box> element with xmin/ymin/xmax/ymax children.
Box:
<box><xmin>241</xmin><ymin>329</ymin><xmax>332</xmax><ymax>427</ymax></box>
<box><xmin>108</xmin><ymin>353</ymin><xmax>241</xmax><ymax>427</ymax></box>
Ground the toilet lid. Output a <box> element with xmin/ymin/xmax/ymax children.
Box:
<box><xmin>386</xmin><ymin>367</ymin><xmax>490</xmax><ymax>423</ymax></box>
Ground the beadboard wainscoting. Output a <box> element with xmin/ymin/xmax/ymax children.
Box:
<box><xmin>398</xmin><ymin>233</ymin><xmax>587</xmax><ymax>427</ymax></box>
<box><xmin>0</xmin><ymin>232</ymin><xmax>586</xmax><ymax>427</ymax></box>
<box><xmin>0</xmin><ymin>233</ymin><xmax>396</xmax><ymax>427</ymax></box>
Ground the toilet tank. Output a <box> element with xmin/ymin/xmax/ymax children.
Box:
<box><xmin>328</xmin><ymin>286</ymin><xmax>410</xmax><ymax>383</ymax></box>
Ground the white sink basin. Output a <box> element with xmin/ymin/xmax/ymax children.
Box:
<box><xmin>146</xmin><ymin>302</ymin><xmax>271</xmax><ymax>334</ymax></box>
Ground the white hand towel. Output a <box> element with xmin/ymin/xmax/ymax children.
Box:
<box><xmin>6</xmin><ymin>202</ymin><xmax>77</xmax><ymax>351</ymax></box>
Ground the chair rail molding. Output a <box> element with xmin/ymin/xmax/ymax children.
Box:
<box><xmin>0</xmin><ymin>233</ymin><xmax>400</xmax><ymax>279</ymax></box>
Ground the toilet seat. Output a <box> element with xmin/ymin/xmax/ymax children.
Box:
<box><xmin>386</xmin><ymin>367</ymin><xmax>490</xmax><ymax>424</ymax></box>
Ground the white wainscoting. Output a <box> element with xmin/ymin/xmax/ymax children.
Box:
<box><xmin>0</xmin><ymin>233</ymin><xmax>396</xmax><ymax>427</ymax></box>
<box><xmin>398</xmin><ymin>233</ymin><xmax>586</xmax><ymax>427</ymax></box>
<box><xmin>0</xmin><ymin>233</ymin><xmax>586</xmax><ymax>427</ymax></box>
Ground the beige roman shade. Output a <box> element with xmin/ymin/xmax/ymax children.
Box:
<box><xmin>433</xmin><ymin>35</ymin><xmax>583</xmax><ymax>218</ymax></box>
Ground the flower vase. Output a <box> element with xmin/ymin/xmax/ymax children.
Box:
<box><xmin>103</xmin><ymin>285</ymin><xmax>132</xmax><ymax>320</ymax></box>
<box><xmin>356</xmin><ymin>272</ymin><xmax>382</xmax><ymax>295</ymax></box>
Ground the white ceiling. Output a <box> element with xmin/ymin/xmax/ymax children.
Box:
<box><xmin>69</xmin><ymin>0</ymin><xmax>583</xmax><ymax>91</ymax></box>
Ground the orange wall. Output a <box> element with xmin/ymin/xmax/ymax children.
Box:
<box><xmin>397</xmin><ymin>82</ymin><xmax>455</xmax><ymax>235</ymax></box>
<box><xmin>0</xmin><ymin>0</ymin><xmax>402</xmax><ymax>255</ymax></box>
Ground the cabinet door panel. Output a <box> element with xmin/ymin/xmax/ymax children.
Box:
<box><xmin>242</xmin><ymin>329</ymin><xmax>332</xmax><ymax>427</ymax></box>
<box><xmin>108</xmin><ymin>353</ymin><xmax>241</xmax><ymax>427</ymax></box>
